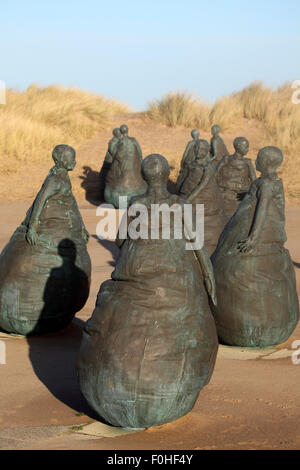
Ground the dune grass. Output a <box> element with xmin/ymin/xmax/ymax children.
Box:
<box><xmin>0</xmin><ymin>84</ymin><xmax>129</xmax><ymax>165</ymax></box>
<box><xmin>148</xmin><ymin>82</ymin><xmax>300</xmax><ymax>199</ymax></box>
<box><xmin>147</xmin><ymin>82</ymin><xmax>300</xmax><ymax>154</ymax></box>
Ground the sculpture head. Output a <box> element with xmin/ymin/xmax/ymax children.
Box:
<box><xmin>233</xmin><ymin>137</ymin><xmax>249</xmax><ymax>156</ymax></box>
<box><xmin>256</xmin><ymin>146</ymin><xmax>283</xmax><ymax>173</ymax></box>
<box><xmin>52</xmin><ymin>145</ymin><xmax>76</xmax><ymax>171</ymax></box>
<box><xmin>120</xmin><ymin>124</ymin><xmax>128</xmax><ymax>136</ymax></box>
<box><xmin>191</xmin><ymin>129</ymin><xmax>200</xmax><ymax>140</ymax></box>
<box><xmin>194</xmin><ymin>139</ymin><xmax>210</xmax><ymax>160</ymax></box>
<box><xmin>113</xmin><ymin>128</ymin><xmax>121</xmax><ymax>138</ymax></box>
<box><xmin>211</xmin><ymin>124</ymin><xmax>220</xmax><ymax>136</ymax></box>
<box><xmin>142</xmin><ymin>154</ymin><xmax>170</xmax><ymax>185</ymax></box>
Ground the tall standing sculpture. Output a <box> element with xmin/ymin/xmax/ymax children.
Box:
<box><xmin>210</xmin><ymin>125</ymin><xmax>229</xmax><ymax>167</ymax></box>
<box><xmin>0</xmin><ymin>145</ymin><xmax>91</xmax><ymax>336</ymax></box>
<box><xmin>99</xmin><ymin>128</ymin><xmax>121</xmax><ymax>200</ymax></box>
<box><xmin>176</xmin><ymin>129</ymin><xmax>200</xmax><ymax>192</ymax></box>
<box><xmin>216</xmin><ymin>137</ymin><xmax>256</xmax><ymax>217</ymax></box>
<box><xmin>104</xmin><ymin>124</ymin><xmax>147</xmax><ymax>208</ymax></box>
<box><xmin>211</xmin><ymin>146</ymin><xmax>299</xmax><ymax>347</ymax></box>
<box><xmin>78</xmin><ymin>154</ymin><xmax>218</xmax><ymax>429</ymax></box>
<box><xmin>179</xmin><ymin>140</ymin><xmax>228</xmax><ymax>255</ymax></box>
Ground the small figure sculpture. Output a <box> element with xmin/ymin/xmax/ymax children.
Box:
<box><xmin>99</xmin><ymin>128</ymin><xmax>121</xmax><ymax>200</ymax></box>
<box><xmin>179</xmin><ymin>139</ymin><xmax>228</xmax><ymax>255</ymax></box>
<box><xmin>176</xmin><ymin>129</ymin><xmax>200</xmax><ymax>192</ymax></box>
<box><xmin>210</xmin><ymin>124</ymin><xmax>229</xmax><ymax>166</ymax></box>
<box><xmin>211</xmin><ymin>146</ymin><xmax>299</xmax><ymax>347</ymax></box>
<box><xmin>216</xmin><ymin>136</ymin><xmax>256</xmax><ymax>217</ymax></box>
<box><xmin>78</xmin><ymin>154</ymin><xmax>218</xmax><ymax>429</ymax></box>
<box><xmin>104</xmin><ymin>124</ymin><xmax>147</xmax><ymax>208</ymax></box>
<box><xmin>0</xmin><ymin>145</ymin><xmax>91</xmax><ymax>336</ymax></box>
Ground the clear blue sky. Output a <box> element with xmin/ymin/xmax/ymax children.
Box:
<box><xmin>0</xmin><ymin>0</ymin><xmax>299</xmax><ymax>109</ymax></box>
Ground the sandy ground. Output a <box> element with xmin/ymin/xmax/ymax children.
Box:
<box><xmin>0</xmin><ymin>199</ymin><xmax>299</xmax><ymax>450</ymax></box>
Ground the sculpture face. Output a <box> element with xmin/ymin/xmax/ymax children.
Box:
<box><xmin>62</xmin><ymin>150</ymin><xmax>76</xmax><ymax>171</ymax></box>
<box><xmin>234</xmin><ymin>139</ymin><xmax>249</xmax><ymax>156</ymax></box>
<box><xmin>211</xmin><ymin>125</ymin><xmax>220</xmax><ymax>136</ymax></box>
<box><xmin>113</xmin><ymin>128</ymin><xmax>121</xmax><ymax>138</ymax></box>
<box><xmin>191</xmin><ymin>129</ymin><xmax>200</xmax><ymax>140</ymax></box>
<box><xmin>256</xmin><ymin>146</ymin><xmax>283</xmax><ymax>173</ymax></box>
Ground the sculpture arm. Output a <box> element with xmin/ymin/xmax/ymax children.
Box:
<box><xmin>248</xmin><ymin>159</ymin><xmax>257</xmax><ymax>182</ymax></box>
<box><xmin>186</xmin><ymin>166</ymin><xmax>210</xmax><ymax>203</ymax></box>
<box><xmin>26</xmin><ymin>176</ymin><xmax>62</xmax><ymax>245</ymax></box>
<box><xmin>237</xmin><ymin>180</ymin><xmax>272</xmax><ymax>253</ymax></box>
<box><xmin>211</xmin><ymin>138</ymin><xmax>218</xmax><ymax>157</ymax></box>
<box><xmin>215</xmin><ymin>156</ymin><xmax>226</xmax><ymax>178</ymax></box>
<box><xmin>135</xmin><ymin>140</ymin><xmax>143</xmax><ymax>162</ymax></box>
<box><xmin>182</xmin><ymin>200</ymin><xmax>217</xmax><ymax>305</ymax></box>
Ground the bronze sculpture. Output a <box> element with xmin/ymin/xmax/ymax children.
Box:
<box><xmin>104</xmin><ymin>124</ymin><xmax>147</xmax><ymax>208</ymax></box>
<box><xmin>216</xmin><ymin>137</ymin><xmax>256</xmax><ymax>217</ymax></box>
<box><xmin>210</xmin><ymin>125</ymin><xmax>229</xmax><ymax>166</ymax></box>
<box><xmin>78</xmin><ymin>154</ymin><xmax>218</xmax><ymax>428</ymax></box>
<box><xmin>179</xmin><ymin>140</ymin><xmax>228</xmax><ymax>255</ymax></box>
<box><xmin>99</xmin><ymin>128</ymin><xmax>121</xmax><ymax>200</ymax></box>
<box><xmin>176</xmin><ymin>129</ymin><xmax>200</xmax><ymax>192</ymax></box>
<box><xmin>0</xmin><ymin>145</ymin><xmax>91</xmax><ymax>336</ymax></box>
<box><xmin>211</xmin><ymin>146</ymin><xmax>299</xmax><ymax>347</ymax></box>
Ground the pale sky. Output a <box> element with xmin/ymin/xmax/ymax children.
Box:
<box><xmin>1</xmin><ymin>0</ymin><xmax>299</xmax><ymax>109</ymax></box>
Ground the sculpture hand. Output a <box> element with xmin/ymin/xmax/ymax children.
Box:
<box><xmin>236</xmin><ymin>191</ymin><xmax>246</xmax><ymax>201</ymax></box>
<box><xmin>205</xmin><ymin>277</ymin><xmax>217</xmax><ymax>307</ymax></box>
<box><xmin>237</xmin><ymin>236</ymin><xmax>255</xmax><ymax>253</ymax></box>
<box><xmin>26</xmin><ymin>228</ymin><xmax>40</xmax><ymax>246</ymax></box>
<box><xmin>82</xmin><ymin>227</ymin><xmax>90</xmax><ymax>243</ymax></box>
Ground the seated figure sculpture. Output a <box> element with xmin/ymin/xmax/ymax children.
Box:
<box><xmin>104</xmin><ymin>124</ymin><xmax>147</xmax><ymax>208</ymax></box>
<box><xmin>216</xmin><ymin>137</ymin><xmax>256</xmax><ymax>217</ymax></box>
<box><xmin>179</xmin><ymin>139</ymin><xmax>228</xmax><ymax>255</ymax></box>
<box><xmin>176</xmin><ymin>129</ymin><xmax>200</xmax><ymax>192</ymax></box>
<box><xmin>99</xmin><ymin>128</ymin><xmax>121</xmax><ymax>200</ymax></box>
<box><xmin>210</xmin><ymin>124</ymin><xmax>229</xmax><ymax>167</ymax></box>
<box><xmin>78</xmin><ymin>154</ymin><xmax>218</xmax><ymax>429</ymax></box>
<box><xmin>211</xmin><ymin>146</ymin><xmax>299</xmax><ymax>347</ymax></box>
<box><xmin>0</xmin><ymin>145</ymin><xmax>91</xmax><ymax>336</ymax></box>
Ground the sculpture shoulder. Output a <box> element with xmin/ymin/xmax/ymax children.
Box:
<box><xmin>256</xmin><ymin>177</ymin><xmax>278</xmax><ymax>198</ymax></box>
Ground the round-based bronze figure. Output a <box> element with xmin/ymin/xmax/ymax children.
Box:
<box><xmin>176</xmin><ymin>129</ymin><xmax>200</xmax><ymax>192</ymax></box>
<box><xmin>78</xmin><ymin>154</ymin><xmax>218</xmax><ymax>428</ymax></box>
<box><xmin>211</xmin><ymin>146</ymin><xmax>299</xmax><ymax>347</ymax></box>
<box><xmin>180</xmin><ymin>140</ymin><xmax>228</xmax><ymax>255</ymax></box>
<box><xmin>209</xmin><ymin>124</ymin><xmax>229</xmax><ymax>167</ymax></box>
<box><xmin>99</xmin><ymin>128</ymin><xmax>121</xmax><ymax>200</ymax></box>
<box><xmin>216</xmin><ymin>137</ymin><xmax>256</xmax><ymax>217</ymax></box>
<box><xmin>104</xmin><ymin>124</ymin><xmax>147</xmax><ymax>208</ymax></box>
<box><xmin>0</xmin><ymin>145</ymin><xmax>91</xmax><ymax>336</ymax></box>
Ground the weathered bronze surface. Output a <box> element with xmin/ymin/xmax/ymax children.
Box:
<box><xmin>0</xmin><ymin>145</ymin><xmax>91</xmax><ymax>336</ymax></box>
<box><xmin>179</xmin><ymin>140</ymin><xmax>228</xmax><ymax>255</ymax></box>
<box><xmin>78</xmin><ymin>154</ymin><xmax>218</xmax><ymax>428</ymax></box>
<box><xmin>176</xmin><ymin>129</ymin><xmax>200</xmax><ymax>192</ymax></box>
<box><xmin>104</xmin><ymin>124</ymin><xmax>147</xmax><ymax>208</ymax></box>
<box><xmin>211</xmin><ymin>146</ymin><xmax>299</xmax><ymax>347</ymax></box>
<box><xmin>99</xmin><ymin>128</ymin><xmax>121</xmax><ymax>200</ymax></box>
<box><xmin>216</xmin><ymin>137</ymin><xmax>256</xmax><ymax>217</ymax></box>
<box><xmin>210</xmin><ymin>125</ymin><xmax>229</xmax><ymax>167</ymax></box>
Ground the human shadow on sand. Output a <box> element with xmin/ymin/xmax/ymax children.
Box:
<box><xmin>27</xmin><ymin>239</ymin><xmax>97</xmax><ymax>420</ymax></box>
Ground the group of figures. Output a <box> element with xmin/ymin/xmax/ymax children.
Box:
<box><xmin>0</xmin><ymin>124</ymin><xmax>299</xmax><ymax>430</ymax></box>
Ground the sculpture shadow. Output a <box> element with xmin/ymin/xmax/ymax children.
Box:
<box><xmin>27</xmin><ymin>239</ymin><xmax>98</xmax><ymax>420</ymax></box>
<box><xmin>293</xmin><ymin>261</ymin><xmax>300</xmax><ymax>269</ymax></box>
<box><xmin>92</xmin><ymin>235</ymin><xmax>120</xmax><ymax>267</ymax></box>
<box><xmin>80</xmin><ymin>165</ymin><xmax>102</xmax><ymax>206</ymax></box>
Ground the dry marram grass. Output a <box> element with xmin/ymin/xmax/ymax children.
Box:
<box><xmin>0</xmin><ymin>85</ymin><xmax>129</xmax><ymax>165</ymax></box>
